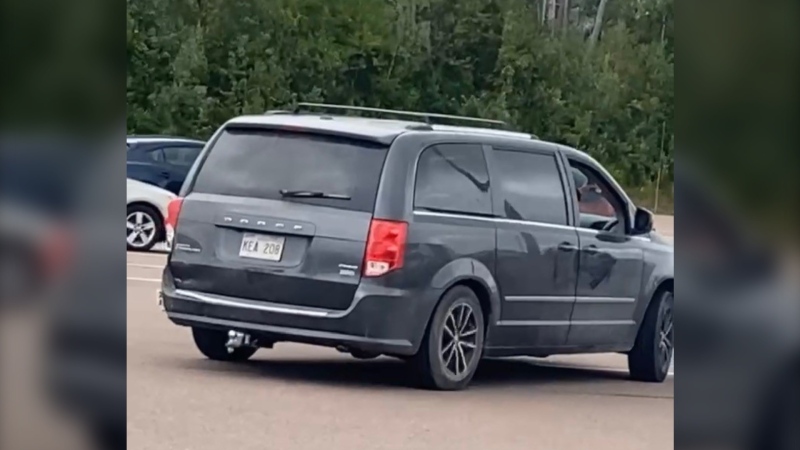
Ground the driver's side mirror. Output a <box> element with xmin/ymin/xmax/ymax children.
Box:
<box><xmin>632</xmin><ymin>207</ymin><xmax>654</xmax><ymax>235</ymax></box>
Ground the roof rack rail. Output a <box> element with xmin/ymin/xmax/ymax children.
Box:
<box><xmin>293</xmin><ymin>102</ymin><xmax>509</xmax><ymax>129</ymax></box>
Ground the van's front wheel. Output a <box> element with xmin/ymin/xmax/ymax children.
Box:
<box><xmin>411</xmin><ymin>286</ymin><xmax>485</xmax><ymax>390</ymax></box>
<box><xmin>628</xmin><ymin>290</ymin><xmax>673</xmax><ymax>382</ymax></box>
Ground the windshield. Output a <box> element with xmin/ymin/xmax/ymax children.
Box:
<box><xmin>191</xmin><ymin>128</ymin><xmax>388</xmax><ymax>212</ymax></box>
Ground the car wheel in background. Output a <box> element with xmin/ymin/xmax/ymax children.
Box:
<box><xmin>126</xmin><ymin>204</ymin><xmax>162</xmax><ymax>252</ymax></box>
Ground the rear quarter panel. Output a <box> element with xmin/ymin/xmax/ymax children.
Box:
<box><xmin>372</xmin><ymin>133</ymin><xmax>502</xmax><ymax>341</ymax></box>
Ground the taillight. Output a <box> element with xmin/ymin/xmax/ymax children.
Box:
<box><xmin>363</xmin><ymin>219</ymin><xmax>408</xmax><ymax>277</ymax></box>
<box><xmin>165</xmin><ymin>198</ymin><xmax>183</xmax><ymax>249</ymax></box>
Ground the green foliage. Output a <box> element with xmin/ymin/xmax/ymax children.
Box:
<box><xmin>128</xmin><ymin>0</ymin><xmax>674</xmax><ymax>202</ymax></box>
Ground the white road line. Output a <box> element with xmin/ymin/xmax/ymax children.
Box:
<box><xmin>127</xmin><ymin>253</ymin><xmax>168</xmax><ymax>259</ymax></box>
<box><xmin>127</xmin><ymin>277</ymin><xmax>162</xmax><ymax>283</ymax></box>
<box><xmin>127</xmin><ymin>249</ymin><xmax>168</xmax><ymax>258</ymax></box>
<box><xmin>126</xmin><ymin>257</ymin><xmax>167</xmax><ymax>264</ymax></box>
<box><xmin>126</xmin><ymin>259</ymin><xmax>167</xmax><ymax>265</ymax></box>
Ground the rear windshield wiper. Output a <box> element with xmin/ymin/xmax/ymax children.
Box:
<box><xmin>279</xmin><ymin>189</ymin><xmax>351</xmax><ymax>200</ymax></box>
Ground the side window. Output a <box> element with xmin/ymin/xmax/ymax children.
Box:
<box><xmin>493</xmin><ymin>149</ymin><xmax>568</xmax><ymax>225</ymax></box>
<box><xmin>568</xmin><ymin>161</ymin><xmax>626</xmax><ymax>233</ymax></box>
<box><xmin>414</xmin><ymin>143</ymin><xmax>492</xmax><ymax>216</ymax></box>
<box><xmin>163</xmin><ymin>146</ymin><xmax>201</xmax><ymax>166</ymax></box>
<box><xmin>144</xmin><ymin>148</ymin><xmax>165</xmax><ymax>163</ymax></box>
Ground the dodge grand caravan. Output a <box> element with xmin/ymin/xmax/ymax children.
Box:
<box><xmin>159</xmin><ymin>103</ymin><xmax>674</xmax><ymax>390</ymax></box>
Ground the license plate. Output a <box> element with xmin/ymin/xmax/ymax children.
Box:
<box><xmin>238</xmin><ymin>233</ymin><xmax>286</xmax><ymax>261</ymax></box>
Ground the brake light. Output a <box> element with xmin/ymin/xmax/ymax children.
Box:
<box><xmin>165</xmin><ymin>198</ymin><xmax>183</xmax><ymax>249</ymax></box>
<box><xmin>363</xmin><ymin>219</ymin><xmax>408</xmax><ymax>277</ymax></box>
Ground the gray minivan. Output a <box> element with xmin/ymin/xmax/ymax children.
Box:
<box><xmin>160</xmin><ymin>104</ymin><xmax>674</xmax><ymax>390</ymax></box>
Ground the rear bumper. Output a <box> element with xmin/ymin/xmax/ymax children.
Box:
<box><xmin>160</xmin><ymin>282</ymin><xmax>435</xmax><ymax>356</ymax></box>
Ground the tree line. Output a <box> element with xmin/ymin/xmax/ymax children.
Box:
<box><xmin>127</xmin><ymin>0</ymin><xmax>674</xmax><ymax>211</ymax></box>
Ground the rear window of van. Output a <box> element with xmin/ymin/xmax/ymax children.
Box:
<box><xmin>191</xmin><ymin>128</ymin><xmax>388</xmax><ymax>212</ymax></box>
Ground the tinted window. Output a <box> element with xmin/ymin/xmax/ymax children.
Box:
<box><xmin>163</xmin><ymin>146</ymin><xmax>201</xmax><ymax>166</ymax></box>
<box><xmin>144</xmin><ymin>149</ymin><xmax>164</xmax><ymax>163</ymax></box>
<box><xmin>191</xmin><ymin>128</ymin><xmax>388</xmax><ymax>212</ymax></box>
<box><xmin>126</xmin><ymin>165</ymin><xmax>152</xmax><ymax>184</ymax></box>
<box><xmin>493</xmin><ymin>150</ymin><xmax>568</xmax><ymax>225</ymax></box>
<box><xmin>414</xmin><ymin>144</ymin><xmax>491</xmax><ymax>215</ymax></box>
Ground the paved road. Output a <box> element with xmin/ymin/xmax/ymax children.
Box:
<box><xmin>127</xmin><ymin>251</ymin><xmax>674</xmax><ymax>450</ymax></box>
<box><xmin>653</xmin><ymin>215</ymin><xmax>673</xmax><ymax>234</ymax></box>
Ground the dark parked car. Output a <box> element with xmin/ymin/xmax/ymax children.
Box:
<box><xmin>126</xmin><ymin>135</ymin><xmax>205</xmax><ymax>195</ymax></box>
<box><xmin>160</xmin><ymin>104</ymin><xmax>674</xmax><ymax>390</ymax></box>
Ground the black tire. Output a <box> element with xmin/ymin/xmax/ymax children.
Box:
<box><xmin>411</xmin><ymin>286</ymin><xmax>485</xmax><ymax>390</ymax></box>
<box><xmin>191</xmin><ymin>327</ymin><xmax>258</xmax><ymax>362</ymax></box>
<box><xmin>126</xmin><ymin>203</ymin><xmax>164</xmax><ymax>252</ymax></box>
<box><xmin>628</xmin><ymin>289</ymin><xmax>673</xmax><ymax>382</ymax></box>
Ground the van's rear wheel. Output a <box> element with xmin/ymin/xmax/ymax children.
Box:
<box><xmin>191</xmin><ymin>327</ymin><xmax>257</xmax><ymax>362</ymax></box>
<box><xmin>411</xmin><ymin>286</ymin><xmax>485</xmax><ymax>390</ymax></box>
<box><xmin>628</xmin><ymin>290</ymin><xmax>673</xmax><ymax>382</ymax></box>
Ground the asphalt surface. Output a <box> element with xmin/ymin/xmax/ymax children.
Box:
<box><xmin>127</xmin><ymin>250</ymin><xmax>674</xmax><ymax>450</ymax></box>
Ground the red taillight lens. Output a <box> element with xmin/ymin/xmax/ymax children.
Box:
<box><xmin>165</xmin><ymin>198</ymin><xmax>183</xmax><ymax>229</ymax></box>
<box><xmin>165</xmin><ymin>198</ymin><xmax>183</xmax><ymax>248</ymax></box>
<box><xmin>363</xmin><ymin>219</ymin><xmax>408</xmax><ymax>277</ymax></box>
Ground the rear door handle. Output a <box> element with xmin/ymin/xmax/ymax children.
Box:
<box><xmin>584</xmin><ymin>245</ymin><xmax>600</xmax><ymax>255</ymax></box>
<box><xmin>558</xmin><ymin>242</ymin><xmax>578</xmax><ymax>252</ymax></box>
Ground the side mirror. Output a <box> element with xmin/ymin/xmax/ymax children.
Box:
<box><xmin>633</xmin><ymin>207</ymin><xmax>654</xmax><ymax>235</ymax></box>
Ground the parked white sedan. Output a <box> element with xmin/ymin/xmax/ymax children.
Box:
<box><xmin>126</xmin><ymin>178</ymin><xmax>175</xmax><ymax>251</ymax></box>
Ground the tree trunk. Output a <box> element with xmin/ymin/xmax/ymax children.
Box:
<box><xmin>561</xmin><ymin>0</ymin><xmax>570</xmax><ymax>33</ymax></box>
<box><xmin>543</xmin><ymin>0</ymin><xmax>548</xmax><ymax>24</ymax></box>
<box><xmin>542</xmin><ymin>0</ymin><xmax>557</xmax><ymax>26</ymax></box>
<box><xmin>588</xmin><ymin>0</ymin><xmax>609</xmax><ymax>49</ymax></box>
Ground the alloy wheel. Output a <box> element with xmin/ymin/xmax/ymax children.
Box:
<box><xmin>126</xmin><ymin>211</ymin><xmax>157</xmax><ymax>249</ymax></box>
<box><xmin>439</xmin><ymin>302</ymin><xmax>480</xmax><ymax>379</ymax></box>
<box><xmin>658</xmin><ymin>294</ymin><xmax>674</xmax><ymax>371</ymax></box>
